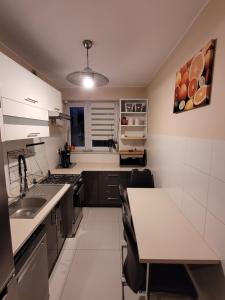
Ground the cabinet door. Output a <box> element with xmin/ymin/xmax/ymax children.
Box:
<box><xmin>82</xmin><ymin>171</ymin><xmax>99</xmax><ymax>206</ymax></box>
<box><xmin>42</xmin><ymin>210</ymin><xmax>58</xmax><ymax>276</ymax></box>
<box><xmin>2</xmin><ymin>123</ymin><xmax>49</xmax><ymax>141</ymax></box>
<box><xmin>0</xmin><ymin>53</ymin><xmax>62</xmax><ymax>112</ymax></box>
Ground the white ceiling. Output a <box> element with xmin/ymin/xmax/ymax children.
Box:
<box><xmin>0</xmin><ymin>0</ymin><xmax>209</xmax><ymax>88</ymax></box>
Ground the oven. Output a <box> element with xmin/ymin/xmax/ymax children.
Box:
<box><xmin>72</xmin><ymin>177</ymin><xmax>84</xmax><ymax>236</ymax></box>
<box><xmin>39</xmin><ymin>173</ymin><xmax>83</xmax><ymax>238</ymax></box>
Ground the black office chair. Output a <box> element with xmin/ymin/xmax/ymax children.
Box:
<box><xmin>122</xmin><ymin>213</ymin><xmax>198</xmax><ymax>300</ymax></box>
<box><xmin>129</xmin><ymin>168</ymin><xmax>155</xmax><ymax>188</ymax></box>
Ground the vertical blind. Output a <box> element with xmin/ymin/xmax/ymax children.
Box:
<box><xmin>89</xmin><ymin>102</ymin><xmax>118</xmax><ymax>142</ymax></box>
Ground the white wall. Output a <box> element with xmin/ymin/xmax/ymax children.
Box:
<box><xmin>3</xmin><ymin>121</ymin><xmax>65</xmax><ymax>199</ymax></box>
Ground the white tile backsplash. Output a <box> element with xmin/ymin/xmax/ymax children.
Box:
<box><xmin>208</xmin><ymin>177</ymin><xmax>225</xmax><ymax>224</ymax></box>
<box><xmin>184</xmin><ymin>137</ymin><xmax>212</xmax><ymax>174</ymax></box>
<box><xmin>183</xmin><ymin>165</ymin><xmax>209</xmax><ymax>207</ymax></box>
<box><xmin>211</xmin><ymin>140</ymin><xmax>225</xmax><ymax>182</ymax></box>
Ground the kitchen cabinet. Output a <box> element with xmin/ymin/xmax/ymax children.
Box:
<box><xmin>42</xmin><ymin>196</ymin><xmax>68</xmax><ymax>276</ymax></box>
<box><xmin>43</xmin><ymin>209</ymin><xmax>58</xmax><ymax>276</ymax></box>
<box><xmin>0</xmin><ymin>52</ymin><xmax>62</xmax><ymax>112</ymax></box>
<box><xmin>99</xmin><ymin>171</ymin><xmax>130</xmax><ymax>206</ymax></box>
<box><xmin>82</xmin><ymin>171</ymin><xmax>130</xmax><ymax>207</ymax></box>
<box><xmin>0</xmin><ymin>97</ymin><xmax>49</xmax><ymax>141</ymax></box>
<box><xmin>82</xmin><ymin>171</ymin><xmax>99</xmax><ymax>206</ymax></box>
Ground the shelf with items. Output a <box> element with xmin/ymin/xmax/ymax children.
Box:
<box><xmin>119</xmin><ymin>99</ymin><xmax>148</xmax><ymax>149</ymax></box>
<box><xmin>120</xmin><ymin>125</ymin><xmax>146</xmax><ymax>127</ymax></box>
<box><xmin>121</xmin><ymin>137</ymin><xmax>147</xmax><ymax>140</ymax></box>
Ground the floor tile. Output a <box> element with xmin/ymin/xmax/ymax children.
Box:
<box><xmin>77</xmin><ymin>219</ymin><xmax>120</xmax><ymax>250</ymax></box>
<box><xmin>49</xmin><ymin>260</ymin><xmax>70</xmax><ymax>300</ymax></box>
<box><xmin>87</xmin><ymin>207</ymin><xmax>121</xmax><ymax>223</ymax></box>
<box><xmin>61</xmin><ymin>250</ymin><xmax>121</xmax><ymax>300</ymax></box>
<box><xmin>57</xmin><ymin>249</ymin><xmax>76</xmax><ymax>267</ymax></box>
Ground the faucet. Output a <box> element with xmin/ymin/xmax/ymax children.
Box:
<box><xmin>18</xmin><ymin>154</ymin><xmax>28</xmax><ymax>197</ymax></box>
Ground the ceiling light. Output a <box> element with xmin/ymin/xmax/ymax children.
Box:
<box><xmin>82</xmin><ymin>75</ymin><xmax>94</xmax><ymax>89</ymax></box>
<box><xmin>66</xmin><ymin>40</ymin><xmax>109</xmax><ymax>88</ymax></box>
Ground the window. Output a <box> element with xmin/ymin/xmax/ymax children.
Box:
<box><xmin>69</xmin><ymin>102</ymin><xmax>118</xmax><ymax>151</ymax></box>
<box><xmin>70</xmin><ymin>107</ymin><xmax>85</xmax><ymax>147</ymax></box>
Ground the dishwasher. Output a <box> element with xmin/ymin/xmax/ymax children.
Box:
<box><xmin>14</xmin><ymin>225</ymin><xmax>49</xmax><ymax>300</ymax></box>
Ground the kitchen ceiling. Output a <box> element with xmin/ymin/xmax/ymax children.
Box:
<box><xmin>0</xmin><ymin>0</ymin><xmax>209</xmax><ymax>89</ymax></box>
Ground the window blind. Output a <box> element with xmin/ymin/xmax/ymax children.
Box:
<box><xmin>89</xmin><ymin>102</ymin><xmax>118</xmax><ymax>141</ymax></box>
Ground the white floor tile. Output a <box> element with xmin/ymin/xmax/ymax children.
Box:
<box><xmin>49</xmin><ymin>260</ymin><xmax>71</xmax><ymax>300</ymax></box>
<box><xmin>63</xmin><ymin>237</ymin><xmax>80</xmax><ymax>250</ymax></box>
<box><xmin>61</xmin><ymin>250</ymin><xmax>121</xmax><ymax>300</ymax></box>
<box><xmin>87</xmin><ymin>207</ymin><xmax>121</xmax><ymax>223</ymax></box>
<box><xmin>77</xmin><ymin>219</ymin><xmax>120</xmax><ymax>250</ymax></box>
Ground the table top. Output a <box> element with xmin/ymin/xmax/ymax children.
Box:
<box><xmin>127</xmin><ymin>188</ymin><xmax>219</xmax><ymax>264</ymax></box>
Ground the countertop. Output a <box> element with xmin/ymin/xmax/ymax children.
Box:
<box><xmin>51</xmin><ymin>162</ymin><xmax>141</xmax><ymax>174</ymax></box>
<box><xmin>10</xmin><ymin>184</ymin><xmax>71</xmax><ymax>256</ymax></box>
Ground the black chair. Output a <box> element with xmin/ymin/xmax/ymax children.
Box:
<box><xmin>129</xmin><ymin>168</ymin><xmax>155</xmax><ymax>188</ymax></box>
<box><xmin>122</xmin><ymin>213</ymin><xmax>198</xmax><ymax>300</ymax></box>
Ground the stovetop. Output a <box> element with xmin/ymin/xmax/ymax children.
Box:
<box><xmin>40</xmin><ymin>174</ymin><xmax>80</xmax><ymax>185</ymax></box>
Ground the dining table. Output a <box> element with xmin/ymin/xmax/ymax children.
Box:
<box><xmin>127</xmin><ymin>188</ymin><xmax>220</xmax><ymax>299</ymax></box>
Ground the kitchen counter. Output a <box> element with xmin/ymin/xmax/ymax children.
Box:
<box><xmin>10</xmin><ymin>184</ymin><xmax>71</xmax><ymax>255</ymax></box>
<box><xmin>51</xmin><ymin>162</ymin><xmax>142</xmax><ymax>175</ymax></box>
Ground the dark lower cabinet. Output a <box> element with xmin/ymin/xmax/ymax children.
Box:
<box><xmin>43</xmin><ymin>193</ymin><xmax>69</xmax><ymax>276</ymax></box>
<box><xmin>43</xmin><ymin>209</ymin><xmax>58</xmax><ymax>276</ymax></box>
<box><xmin>82</xmin><ymin>171</ymin><xmax>130</xmax><ymax>207</ymax></box>
<box><xmin>82</xmin><ymin>171</ymin><xmax>100</xmax><ymax>206</ymax></box>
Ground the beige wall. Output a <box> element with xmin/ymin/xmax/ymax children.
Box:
<box><xmin>147</xmin><ymin>0</ymin><xmax>225</xmax><ymax>140</ymax></box>
<box><xmin>61</xmin><ymin>87</ymin><xmax>147</xmax><ymax>101</ymax></box>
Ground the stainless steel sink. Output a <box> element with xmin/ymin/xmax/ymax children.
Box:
<box><xmin>9</xmin><ymin>197</ymin><xmax>47</xmax><ymax>219</ymax></box>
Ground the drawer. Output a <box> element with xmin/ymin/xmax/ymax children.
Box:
<box><xmin>102</xmin><ymin>171</ymin><xmax>130</xmax><ymax>185</ymax></box>
<box><xmin>103</xmin><ymin>184</ymin><xmax>120</xmax><ymax>197</ymax></box>
<box><xmin>102</xmin><ymin>195</ymin><xmax>121</xmax><ymax>206</ymax></box>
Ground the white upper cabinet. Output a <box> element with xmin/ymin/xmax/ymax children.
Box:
<box><xmin>0</xmin><ymin>52</ymin><xmax>62</xmax><ymax>112</ymax></box>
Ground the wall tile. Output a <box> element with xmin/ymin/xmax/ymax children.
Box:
<box><xmin>184</xmin><ymin>137</ymin><xmax>212</xmax><ymax>174</ymax></box>
<box><xmin>208</xmin><ymin>177</ymin><xmax>225</xmax><ymax>224</ymax></box>
<box><xmin>183</xmin><ymin>165</ymin><xmax>209</xmax><ymax>207</ymax></box>
<box><xmin>211</xmin><ymin>140</ymin><xmax>225</xmax><ymax>182</ymax></box>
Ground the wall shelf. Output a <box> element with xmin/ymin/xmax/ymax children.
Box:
<box><xmin>121</xmin><ymin>137</ymin><xmax>147</xmax><ymax>140</ymax></box>
<box><xmin>119</xmin><ymin>99</ymin><xmax>148</xmax><ymax>149</ymax></box>
<box><xmin>120</xmin><ymin>125</ymin><xmax>146</xmax><ymax>127</ymax></box>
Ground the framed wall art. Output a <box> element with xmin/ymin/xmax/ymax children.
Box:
<box><xmin>173</xmin><ymin>39</ymin><xmax>216</xmax><ymax>113</ymax></box>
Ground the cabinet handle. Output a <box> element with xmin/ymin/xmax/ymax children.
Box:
<box><xmin>107</xmin><ymin>197</ymin><xmax>119</xmax><ymax>200</ymax></box>
<box><xmin>25</xmin><ymin>98</ymin><xmax>38</xmax><ymax>104</ymax></box>
<box><xmin>107</xmin><ymin>174</ymin><xmax>119</xmax><ymax>177</ymax></box>
<box><xmin>27</xmin><ymin>132</ymin><xmax>40</xmax><ymax>137</ymax></box>
<box><xmin>54</xmin><ymin>108</ymin><xmax>60</xmax><ymax>111</ymax></box>
<box><xmin>107</xmin><ymin>184</ymin><xmax>119</xmax><ymax>187</ymax></box>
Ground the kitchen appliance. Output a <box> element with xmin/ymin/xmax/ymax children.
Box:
<box><xmin>0</xmin><ymin>135</ymin><xmax>19</xmax><ymax>299</ymax></box>
<box><xmin>59</xmin><ymin>150</ymin><xmax>71</xmax><ymax>168</ymax></box>
<box><xmin>14</xmin><ymin>225</ymin><xmax>49</xmax><ymax>300</ymax></box>
<box><xmin>40</xmin><ymin>173</ymin><xmax>83</xmax><ymax>236</ymax></box>
<box><xmin>119</xmin><ymin>149</ymin><xmax>147</xmax><ymax>167</ymax></box>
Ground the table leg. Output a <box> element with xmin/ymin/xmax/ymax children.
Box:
<box><xmin>145</xmin><ymin>263</ymin><xmax>150</xmax><ymax>300</ymax></box>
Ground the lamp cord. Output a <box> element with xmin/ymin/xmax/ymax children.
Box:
<box><xmin>86</xmin><ymin>47</ymin><xmax>89</xmax><ymax>68</ymax></box>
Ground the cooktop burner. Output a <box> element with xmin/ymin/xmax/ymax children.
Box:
<box><xmin>40</xmin><ymin>174</ymin><xmax>80</xmax><ymax>185</ymax></box>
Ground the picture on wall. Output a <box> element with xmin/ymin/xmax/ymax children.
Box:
<box><xmin>173</xmin><ymin>39</ymin><xmax>216</xmax><ymax>113</ymax></box>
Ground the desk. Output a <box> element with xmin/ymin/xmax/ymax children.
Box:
<box><xmin>127</xmin><ymin>188</ymin><xmax>219</xmax><ymax>298</ymax></box>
